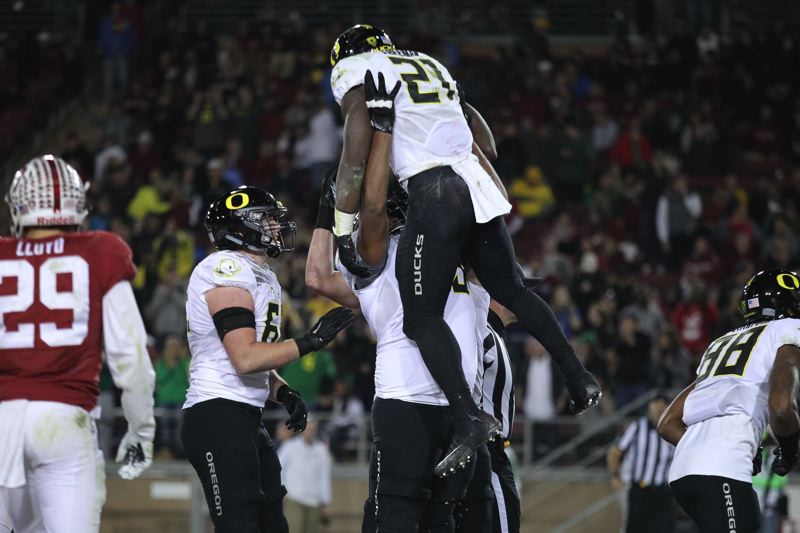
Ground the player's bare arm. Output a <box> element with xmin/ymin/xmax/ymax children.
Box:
<box><xmin>206</xmin><ymin>286</ymin><xmax>354</xmax><ymax>374</ymax></box>
<box><xmin>335</xmin><ymin>87</ymin><xmax>371</xmax><ymax>217</ymax></box>
<box><xmin>657</xmin><ymin>380</ymin><xmax>696</xmax><ymax>446</ymax></box>
<box><xmin>357</xmin><ymin>130</ymin><xmax>393</xmax><ymax>266</ymax></box>
<box><xmin>768</xmin><ymin>343</ymin><xmax>800</xmax><ymax>475</ymax></box>
<box><xmin>464</xmin><ymin>102</ymin><xmax>497</xmax><ymax>161</ymax></box>
<box><xmin>306</xmin><ymin>168</ymin><xmax>362</xmax><ymax>308</ymax></box>
<box><xmin>306</xmin><ymin>230</ymin><xmax>361</xmax><ymax>309</ymax></box>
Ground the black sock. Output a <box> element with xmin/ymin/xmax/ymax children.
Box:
<box><xmin>408</xmin><ymin>317</ymin><xmax>479</xmax><ymax>418</ymax></box>
<box><xmin>509</xmin><ymin>289</ymin><xmax>584</xmax><ymax>383</ymax></box>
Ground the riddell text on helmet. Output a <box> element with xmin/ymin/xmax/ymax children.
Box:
<box><xmin>37</xmin><ymin>216</ymin><xmax>77</xmax><ymax>225</ymax></box>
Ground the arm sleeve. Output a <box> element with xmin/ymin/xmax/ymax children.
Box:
<box><xmin>103</xmin><ymin>280</ymin><xmax>156</xmax><ymax>442</ymax></box>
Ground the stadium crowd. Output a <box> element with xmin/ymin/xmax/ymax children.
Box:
<box><xmin>49</xmin><ymin>4</ymin><xmax>800</xmax><ymax>458</ymax></box>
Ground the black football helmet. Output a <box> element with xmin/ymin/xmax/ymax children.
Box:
<box><xmin>740</xmin><ymin>269</ymin><xmax>800</xmax><ymax>324</ymax></box>
<box><xmin>386</xmin><ymin>180</ymin><xmax>408</xmax><ymax>233</ymax></box>
<box><xmin>330</xmin><ymin>24</ymin><xmax>394</xmax><ymax>66</ymax></box>
<box><xmin>205</xmin><ymin>186</ymin><xmax>296</xmax><ymax>258</ymax></box>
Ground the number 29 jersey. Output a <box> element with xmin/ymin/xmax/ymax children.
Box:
<box><xmin>331</xmin><ymin>50</ymin><xmax>472</xmax><ymax>181</ymax></box>
<box><xmin>184</xmin><ymin>251</ymin><xmax>282</xmax><ymax>409</ymax></box>
<box><xmin>670</xmin><ymin>318</ymin><xmax>800</xmax><ymax>483</ymax></box>
<box><xmin>0</xmin><ymin>231</ymin><xmax>136</xmax><ymax>411</ymax></box>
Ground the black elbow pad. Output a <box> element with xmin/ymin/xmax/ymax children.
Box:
<box><xmin>212</xmin><ymin>307</ymin><xmax>256</xmax><ymax>340</ymax></box>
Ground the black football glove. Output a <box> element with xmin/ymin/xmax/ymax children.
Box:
<box><xmin>296</xmin><ymin>307</ymin><xmax>355</xmax><ymax>356</ymax></box>
<box><xmin>365</xmin><ymin>70</ymin><xmax>401</xmax><ymax>134</ymax></box>
<box><xmin>277</xmin><ymin>385</ymin><xmax>308</xmax><ymax>432</ymax></box>
<box><xmin>335</xmin><ymin>234</ymin><xmax>372</xmax><ymax>277</ymax></box>
<box><xmin>315</xmin><ymin>167</ymin><xmax>337</xmax><ymax>230</ymax></box>
<box><xmin>771</xmin><ymin>446</ymin><xmax>798</xmax><ymax>477</ymax></box>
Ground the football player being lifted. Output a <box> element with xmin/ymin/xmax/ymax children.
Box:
<box><xmin>659</xmin><ymin>269</ymin><xmax>800</xmax><ymax>531</ymax></box>
<box><xmin>329</xmin><ymin>25</ymin><xmax>601</xmax><ymax>473</ymax></box>
<box><xmin>0</xmin><ymin>155</ymin><xmax>155</xmax><ymax>533</ymax></box>
<box><xmin>181</xmin><ymin>186</ymin><xmax>354</xmax><ymax>533</ymax></box>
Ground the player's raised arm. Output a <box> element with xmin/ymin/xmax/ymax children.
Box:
<box><xmin>357</xmin><ymin>70</ymin><xmax>400</xmax><ymax>266</ymax></box>
<box><xmin>657</xmin><ymin>381</ymin><xmax>696</xmax><ymax>446</ymax></box>
<box><xmin>768</xmin><ymin>343</ymin><xmax>800</xmax><ymax>475</ymax></box>
<box><xmin>306</xmin><ymin>169</ymin><xmax>362</xmax><ymax>308</ymax></box>
<box><xmin>206</xmin><ymin>286</ymin><xmax>354</xmax><ymax>375</ymax></box>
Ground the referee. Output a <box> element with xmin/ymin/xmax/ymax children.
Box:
<box><xmin>607</xmin><ymin>394</ymin><xmax>675</xmax><ymax>533</ymax></box>
<box><xmin>455</xmin><ymin>292</ymin><xmax>525</xmax><ymax>533</ymax></box>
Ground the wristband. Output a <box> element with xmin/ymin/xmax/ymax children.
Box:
<box><xmin>295</xmin><ymin>335</ymin><xmax>316</xmax><ymax>357</ymax></box>
<box><xmin>277</xmin><ymin>385</ymin><xmax>299</xmax><ymax>403</ymax></box>
<box><xmin>315</xmin><ymin>206</ymin><xmax>335</xmax><ymax>230</ymax></box>
<box><xmin>333</xmin><ymin>209</ymin><xmax>357</xmax><ymax>237</ymax></box>
<box><xmin>776</xmin><ymin>429</ymin><xmax>800</xmax><ymax>460</ymax></box>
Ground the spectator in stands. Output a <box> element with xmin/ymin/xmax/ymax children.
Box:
<box><xmin>610</xmin><ymin>118</ymin><xmax>653</xmax><ymax>172</ymax></box>
<box><xmin>277</xmin><ymin>418</ymin><xmax>332</xmax><ymax>533</ymax></box>
<box><xmin>323</xmin><ymin>380</ymin><xmax>364</xmax><ymax>461</ymax></box>
<box><xmin>553</xmin><ymin>119</ymin><xmax>594</xmax><ymax>201</ymax></box>
<box><xmin>671</xmin><ymin>281</ymin><xmax>719</xmax><ymax>358</ymax></box>
<box><xmin>279</xmin><ymin>349</ymin><xmax>337</xmax><ymax>409</ymax></box>
<box><xmin>655</xmin><ymin>175</ymin><xmax>702</xmax><ymax>269</ymax></box>
<box><xmin>591</xmin><ymin>106</ymin><xmax>619</xmax><ymax>155</ymax></box>
<box><xmin>620</xmin><ymin>285</ymin><xmax>664</xmax><ymax>344</ymax></box>
<box><xmin>146</xmin><ymin>270</ymin><xmax>187</xmax><ymax>344</ymax></box>
<box><xmin>651</xmin><ymin>328</ymin><xmax>691</xmax><ymax>389</ymax></box>
<box><xmin>293</xmin><ymin>98</ymin><xmax>340</xmax><ymax>189</ymax></box>
<box><xmin>611</xmin><ymin>315</ymin><xmax>652</xmax><ymax>408</ymax></box>
<box><xmin>99</xmin><ymin>2</ymin><xmax>136</xmax><ymax>102</ymax></box>
<box><xmin>154</xmin><ymin>336</ymin><xmax>190</xmax><ymax>458</ymax></box>
<box><xmin>187</xmin><ymin>87</ymin><xmax>229</xmax><ymax>156</ymax></box>
<box><xmin>127</xmin><ymin>167</ymin><xmax>173</xmax><ymax>222</ymax></box>
<box><xmin>508</xmin><ymin>165</ymin><xmax>556</xmax><ymax>220</ymax></box>
<box><xmin>551</xmin><ymin>284</ymin><xmax>582</xmax><ymax>340</ymax></box>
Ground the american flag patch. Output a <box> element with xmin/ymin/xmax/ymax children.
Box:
<box><xmin>747</xmin><ymin>297</ymin><xmax>760</xmax><ymax>309</ymax></box>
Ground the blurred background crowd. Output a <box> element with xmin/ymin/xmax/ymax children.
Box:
<box><xmin>3</xmin><ymin>0</ymin><xmax>800</xmax><ymax>463</ymax></box>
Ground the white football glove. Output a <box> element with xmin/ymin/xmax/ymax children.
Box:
<box><xmin>116</xmin><ymin>432</ymin><xmax>153</xmax><ymax>480</ymax></box>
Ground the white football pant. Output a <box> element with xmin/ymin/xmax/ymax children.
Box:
<box><xmin>0</xmin><ymin>401</ymin><xmax>106</xmax><ymax>533</ymax></box>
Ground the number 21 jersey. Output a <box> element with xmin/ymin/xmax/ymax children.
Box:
<box><xmin>670</xmin><ymin>318</ymin><xmax>800</xmax><ymax>483</ymax></box>
<box><xmin>0</xmin><ymin>231</ymin><xmax>136</xmax><ymax>411</ymax></box>
<box><xmin>331</xmin><ymin>50</ymin><xmax>472</xmax><ymax>181</ymax></box>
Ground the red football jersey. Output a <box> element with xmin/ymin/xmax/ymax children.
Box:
<box><xmin>0</xmin><ymin>231</ymin><xmax>137</xmax><ymax>410</ymax></box>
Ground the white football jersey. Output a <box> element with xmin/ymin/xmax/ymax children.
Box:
<box><xmin>184</xmin><ymin>251</ymin><xmax>282</xmax><ymax>409</ymax></box>
<box><xmin>670</xmin><ymin>318</ymin><xmax>800</xmax><ymax>483</ymax></box>
<box><xmin>332</xmin><ymin>50</ymin><xmax>471</xmax><ymax>181</ymax></box>
<box><xmin>337</xmin><ymin>236</ymin><xmax>483</xmax><ymax>406</ymax></box>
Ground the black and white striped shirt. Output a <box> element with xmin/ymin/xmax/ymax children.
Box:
<box><xmin>482</xmin><ymin>312</ymin><xmax>515</xmax><ymax>439</ymax></box>
<box><xmin>617</xmin><ymin>417</ymin><xmax>674</xmax><ymax>487</ymax></box>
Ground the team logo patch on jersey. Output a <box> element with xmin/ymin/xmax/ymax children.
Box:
<box><xmin>747</xmin><ymin>297</ymin><xmax>760</xmax><ymax>309</ymax></box>
<box><xmin>214</xmin><ymin>258</ymin><xmax>242</xmax><ymax>278</ymax></box>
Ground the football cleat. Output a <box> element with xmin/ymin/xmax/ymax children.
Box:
<box><xmin>567</xmin><ymin>370</ymin><xmax>602</xmax><ymax>415</ymax></box>
<box><xmin>434</xmin><ymin>411</ymin><xmax>501</xmax><ymax>478</ymax></box>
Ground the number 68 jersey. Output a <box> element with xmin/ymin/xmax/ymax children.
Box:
<box><xmin>670</xmin><ymin>318</ymin><xmax>800</xmax><ymax>483</ymax></box>
<box><xmin>184</xmin><ymin>250</ymin><xmax>282</xmax><ymax>410</ymax></box>
<box><xmin>0</xmin><ymin>231</ymin><xmax>136</xmax><ymax>411</ymax></box>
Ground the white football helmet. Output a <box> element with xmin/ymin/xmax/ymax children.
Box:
<box><xmin>5</xmin><ymin>155</ymin><xmax>89</xmax><ymax>237</ymax></box>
